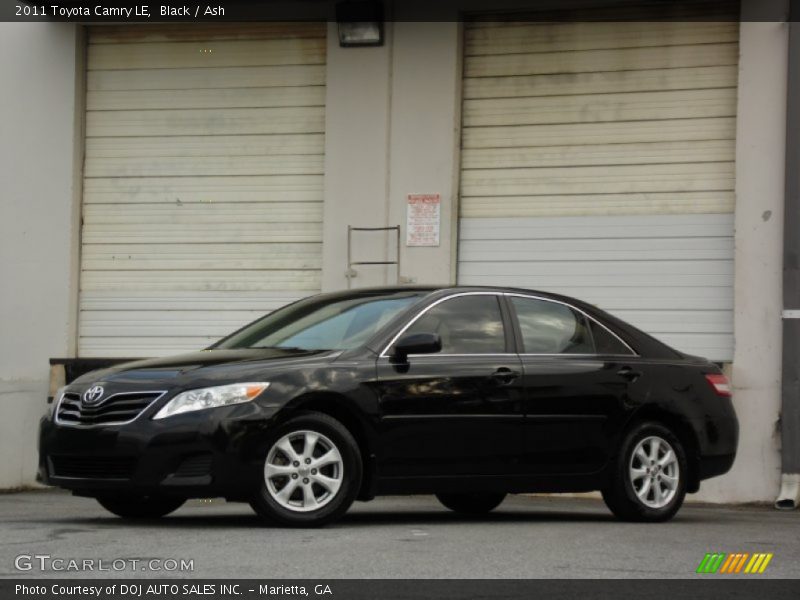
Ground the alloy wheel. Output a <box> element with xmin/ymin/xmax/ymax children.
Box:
<box><xmin>628</xmin><ymin>435</ymin><xmax>680</xmax><ymax>509</ymax></box>
<box><xmin>264</xmin><ymin>430</ymin><xmax>343</xmax><ymax>513</ymax></box>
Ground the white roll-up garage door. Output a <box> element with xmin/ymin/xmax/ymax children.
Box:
<box><xmin>79</xmin><ymin>24</ymin><xmax>326</xmax><ymax>357</ymax></box>
<box><xmin>457</xmin><ymin>14</ymin><xmax>738</xmax><ymax>361</ymax></box>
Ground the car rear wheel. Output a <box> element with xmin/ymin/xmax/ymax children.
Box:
<box><xmin>96</xmin><ymin>495</ymin><xmax>185</xmax><ymax>519</ymax></box>
<box><xmin>602</xmin><ymin>422</ymin><xmax>687</xmax><ymax>522</ymax></box>
<box><xmin>250</xmin><ymin>412</ymin><xmax>362</xmax><ymax>527</ymax></box>
<box><xmin>436</xmin><ymin>492</ymin><xmax>506</xmax><ymax>515</ymax></box>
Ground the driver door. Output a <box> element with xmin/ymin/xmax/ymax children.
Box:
<box><xmin>373</xmin><ymin>293</ymin><xmax>524</xmax><ymax>478</ymax></box>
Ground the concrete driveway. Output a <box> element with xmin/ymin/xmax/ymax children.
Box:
<box><xmin>1</xmin><ymin>490</ymin><xmax>798</xmax><ymax>579</ymax></box>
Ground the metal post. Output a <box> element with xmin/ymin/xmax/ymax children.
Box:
<box><xmin>395</xmin><ymin>224</ymin><xmax>401</xmax><ymax>285</ymax></box>
<box><xmin>346</xmin><ymin>226</ymin><xmax>354</xmax><ymax>289</ymax></box>
<box><xmin>777</xmin><ymin>15</ymin><xmax>800</xmax><ymax>509</ymax></box>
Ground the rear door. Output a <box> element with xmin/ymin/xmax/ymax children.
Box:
<box><xmin>506</xmin><ymin>293</ymin><xmax>647</xmax><ymax>474</ymax></box>
<box><xmin>375</xmin><ymin>293</ymin><xmax>524</xmax><ymax>478</ymax></box>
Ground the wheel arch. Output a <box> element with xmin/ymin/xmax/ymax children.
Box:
<box><xmin>618</xmin><ymin>406</ymin><xmax>701</xmax><ymax>493</ymax></box>
<box><xmin>278</xmin><ymin>391</ymin><xmax>377</xmax><ymax>501</ymax></box>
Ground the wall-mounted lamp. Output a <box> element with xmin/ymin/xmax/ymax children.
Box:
<box><xmin>336</xmin><ymin>1</ymin><xmax>384</xmax><ymax>47</ymax></box>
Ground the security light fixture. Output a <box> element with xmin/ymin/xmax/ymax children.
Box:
<box><xmin>336</xmin><ymin>1</ymin><xmax>384</xmax><ymax>47</ymax></box>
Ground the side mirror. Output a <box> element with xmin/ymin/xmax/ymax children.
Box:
<box><xmin>392</xmin><ymin>332</ymin><xmax>442</xmax><ymax>362</ymax></box>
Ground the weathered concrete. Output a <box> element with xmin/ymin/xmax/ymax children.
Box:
<box><xmin>699</xmin><ymin>12</ymin><xmax>789</xmax><ymax>503</ymax></box>
<box><xmin>0</xmin><ymin>23</ymin><xmax>81</xmax><ymax>488</ymax></box>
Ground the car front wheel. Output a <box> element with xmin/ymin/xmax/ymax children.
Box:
<box><xmin>96</xmin><ymin>495</ymin><xmax>185</xmax><ymax>519</ymax></box>
<box><xmin>436</xmin><ymin>492</ymin><xmax>506</xmax><ymax>515</ymax></box>
<box><xmin>602</xmin><ymin>422</ymin><xmax>688</xmax><ymax>522</ymax></box>
<box><xmin>250</xmin><ymin>412</ymin><xmax>362</xmax><ymax>527</ymax></box>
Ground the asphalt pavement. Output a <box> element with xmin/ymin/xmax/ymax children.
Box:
<box><xmin>0</xmin><ymin>490</ymin><xmax>798</xmax><ymax>579</ymax></box>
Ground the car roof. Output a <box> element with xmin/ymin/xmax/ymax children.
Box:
<box><xmin>321</xmin><ymin>284</ymin><xmax>566</xmax><ymax>296</ymax></box>
<box><xmin>320</xmin><ymin>284</ymin><xmax>586</xmax><ymax>305</ymax></box>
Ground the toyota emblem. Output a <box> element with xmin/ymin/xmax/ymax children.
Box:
<box><xmin>82</xmin><ymin>385</ymin><xmax>105</xmax><ymax>405</ymax></box>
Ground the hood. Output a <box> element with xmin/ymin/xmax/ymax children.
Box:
<box><xmin>71</xmin><ymin>348</ymin><xmax>340</xmax><ymax>387</ymax></box>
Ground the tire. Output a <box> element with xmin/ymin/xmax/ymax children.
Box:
<box><xmin>602</xmin><ymin>421</ymin><xmax>688</xmax><ymax>522</ymax></box>
<box><xmin>96</xmin><ymin>495</ymin><xmax>185</xmax><ymax>519</ymax></box>
<box><xmin>436</xmin><ymin>492</ymin><xmax>506</xmax><ymax>515</ymax></box>
<box><xmin>250</xmin><ymin>412</ymin><xmax>362</xmax><ymax>527</ymax></box>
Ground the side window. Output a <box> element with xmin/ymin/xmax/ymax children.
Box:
<box><xmin>589</xmin><ymin>320</ymin><xmax>634</xmax><ymax>356</ymax></box>
<box><xmin>401</xmin><ymin>295</ymin><xmax>506</xmax><ymax>354</ymax></box>
<box><xmin>510</xmin><ymin>296</ymin><xmax>593</xmax><ymax>354</ymax></box>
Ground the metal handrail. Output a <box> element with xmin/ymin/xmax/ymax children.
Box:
<box><xmin>346</xmin><ymin>225</ymin><xmax>401</xmax><ymax>289</ymax></box>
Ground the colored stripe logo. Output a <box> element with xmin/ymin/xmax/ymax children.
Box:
<box><xmin>696</xmin><ymin>552</ymin><xmax>773</xmax><ymax>574</ymax></box>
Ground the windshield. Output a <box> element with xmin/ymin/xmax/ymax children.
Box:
<box><xmin>214</xmin><ymin>291</ymin><xmax>428</xmax><ymax>351</ymax></box>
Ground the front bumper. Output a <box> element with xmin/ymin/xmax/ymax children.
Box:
<box><xmin>38</xmin><ymin>403</ymin><xmax>278</xmax><ymax>499</ymax></box>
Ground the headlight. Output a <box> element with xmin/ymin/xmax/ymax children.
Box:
<box><xmin>153</xmin><ymin>382</ymin><xmax>270</xmax><ymax>420</ymax></box>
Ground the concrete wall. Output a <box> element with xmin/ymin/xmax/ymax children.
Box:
<box><xmin>321</xmin><ymin>22</ymin><xmax>395</xmax><ymax>291</ymax></box>
<box><xmin>387</xmin><ymin>20</ymin><xmax>462</xmax><ymax>286</ymax></box>
<box><xmin>322</xmin><ymin>19</ymin><xmax>462</xmax><ymax>290</ymax></box>
<box><xmin>698</xmin><ymin>8</ymin><xmax>789</xmax><ymax>502</ymax></box>
<box><xmin>0</xmin><ymin>23</ymin><xmax>81</xmax><ymax>488</ymax></box>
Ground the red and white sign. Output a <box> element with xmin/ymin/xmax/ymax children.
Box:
<box><xmin>406</xmin><ymin>193</ymin><xmax>441</xmax><ymax>247</ymax></box>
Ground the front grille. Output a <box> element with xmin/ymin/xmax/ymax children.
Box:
<box><xmin>56</xmin><ymin>391</ymin><xmax>164</xmax><ymax>426</ymax></box>
<box><xmin>50</xmin><ymin>455</ymin><xmax>137</xmax><ymax>479</ymax></box>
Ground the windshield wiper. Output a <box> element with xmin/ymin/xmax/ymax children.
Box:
<box><xmin>249</xmin><ymin>346</ymin><xmax>315</xmax><ymax>352</ymax></box>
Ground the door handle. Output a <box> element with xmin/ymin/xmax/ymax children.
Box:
<box><xmin>617</xmin><ymin>367</ymin><xmax>642</xmax><ymax>382</ymax></box>
<box><xmin>490</xmin><ymin>368</ymin><xmax>520</xmax><ymax>384</ymax></box>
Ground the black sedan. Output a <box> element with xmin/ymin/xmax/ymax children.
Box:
<box><xmin>39</xmin><ymin>286</ymin><xmax>738</xmax><ymax>526</ymax></box>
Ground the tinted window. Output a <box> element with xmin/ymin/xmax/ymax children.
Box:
<box><xmin>215</xmin><ymin>292</ymin><xmax>425</xmax><ymax>351</ymax></box>
<box><xmin>401</xmin><ymin>295</ymin><xmax>506</xmax><ymax>354</ymax></box>
<box><xmin>510</xmin><ymin>296</ymin><xmax>593</xmax><ymax>354</ymax></box>
<box><xmin>589</xmin><ymin>320</ymin><xmax>634</xmax><ymax>355</ymax></box>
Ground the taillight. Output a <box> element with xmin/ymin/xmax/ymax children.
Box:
<box><xmin>705</xmin><ymin>373</ymin><xmax>732</xmax><ymax>397</ymax></box>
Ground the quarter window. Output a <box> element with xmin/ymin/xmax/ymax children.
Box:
<box><xmin>589</xmin><ymin>320</ymin><xmax>634</xmax><ymax>356</ymax></box>
<box><xmin>510</xmin><ymin>296</ymin><xmax>593</xmax><ymax>354</ymax></box>
<box><xmin>400</xmin><ymin>295</ymin><xmax>506</xmax><ymax>354</ymax></box>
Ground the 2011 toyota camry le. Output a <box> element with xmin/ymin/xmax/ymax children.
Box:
<box><xmin>39</xmin><ymin>286</ymin><xmax>738</xmax><ymax>527</ymax></box>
